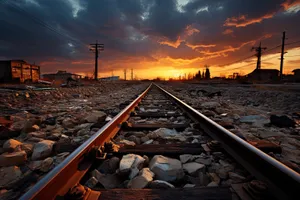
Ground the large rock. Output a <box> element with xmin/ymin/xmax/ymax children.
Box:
<box><xmin>32</xmin><ymin>140</ymin><xmax>55</xmax><ymax>160</ymax></box>
<box><xmin>0</xmin><ymin>166</ymin><xmax>22</xmax><ymax>187</ymax></box>
<box><xmin>0</xmin><ymin>151</ymin><xmax>27</xmax><ymax>167</ymax></box>
<box><xmin>84</xmin><ymin>111</ymin><xmax>107</xmax><ymax>123</ymax></box>
<box><xmin>3</xmin><ymin>139</ymin><xmax>21</xmax><ymax>152</ymax></box>
<box><xmin>149</xmin><ymin>155</ymin><xmax>184</xmax><ymax>182</ymax></box>
<box><xmin>149</xmin><ymin>180</ymin><xmax>175</xmax><ymax>189</ymax></box>
<box><xmin>28</xmin><ymin>132</ymin><xmax>46</xmax><ymax>139</ymax></box>
<box><xmin>127</xmin><ymin>168</ymin><xmax>154</xmax><ymax>189</ymax></box>
<box><xmin>19</xmin><ymin>143</ymin><xmax>34</xmax><ymax>156</ymax></box>
<box><xmin>119</xmin><ymin>154</ymin><xmax>145</xmax><ymax>172</ymax></box>
<box><xmin>148</xmin><ymin>128</ymin><xmax>185</xmax><ymax>141</ymax></box>
<box><xmin>54</xmin><ymin>137</ymin><xmax>79</xmax><ymax>153</ymax></box>
<box><xmin>183</xmin><ymin>162</ymin><xmax>205</xmax><ymax>175</ymax></box>
<box><xmin>270</xmin><ymin>115</ymin><xmax>296</xmax><ymax>128</ymax></box>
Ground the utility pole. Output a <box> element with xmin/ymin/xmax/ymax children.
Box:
<box><xmin>252</xmin><ymin>42</ymin><xmax>267</xmax><ymax>70</ymax></box>
<box><xmin>124</xmin><ymin>69</ymin><xmax>127</xmax><ymax>80</ymax></box>
<box><xmin>280</xmin><ymin>31</ymin><xmax>286</xmax><ymax>80</ymax></box>
<box><xmin>89</xmin><ymin>41</ymin><xmax>104</xmax><ymax>80</ymax></box>
<box><xmin>131</xmin><ymin>69</ymin><xmax>133</xmax><ymax>80</ymax></box>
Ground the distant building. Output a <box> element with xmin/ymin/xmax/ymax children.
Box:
<box><xmin>42</xmin><ymin>70</ymin><xmax>82</xmax><ymax>81</ymax></box>
<box><xmin>0</xmin><ymin>60</ymin><xmax>40</xmax><ymax>83</ymax></box>
<box><xmin>99</xmin><ymin>76</ymin><xmax>119</xmax><ymax>81</ymax></box>
<box><xmin>247</xmin><ymin>69</ymin><xmax>279</xmax><ymax>81</ymax></box>
<box><xmin>292</xmin><ymin>69</ymin><xmax>300</xmax><ymax>82</ymax></box>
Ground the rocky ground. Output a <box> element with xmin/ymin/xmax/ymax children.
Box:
<box><xmin>0</xmin><ymin>81</ymin><xmax>148</xmax><ymax>198</ymax></box>
<box><xmin>161</xmin><ymin>82</ymin><xmax>300</xmax><ymax>173</ymax></box>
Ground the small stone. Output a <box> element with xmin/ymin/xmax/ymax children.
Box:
<box><xmin>207</xmin><ymin>181</ymin><xmax>218</xmax><ymax>187</ymax></box>
<box><xmin>129</xmin><ymin>167</ymin><xmax>139</xmax><ymax>179</ymax></box>
<box><xmin>149</xmin><ymin>180</ymin><xmax>175</xmax><ymax>189</ymax></box>
<box><xmin>127</xmin><ymin>135</ymin><xmax>141</xmax><ymax>145</ymax></box>
<box><xmin>0</xmin><ymin>166</ymin><xmax>22</xmax><ymax>187</ymax></box>
<box><xmin>180</xmin><ymin>154</ymin><xmax>192</xmax><ymax>163</ymax></box>
<box><xmin>85</xmin><ymin>177</ymin><xmax>98</xmax><ymax>188</ymax></box>
<box><xmin>191</xmin><ymin>139</ymin><xmax>199</xmax><ymax>144</ymax></box>
<box><xmin>183</xmin><ymin>162</ymin><xmax>205</xmax><ymax>175</ymax></box>
<box><xmin>209</xmin><ymin>173</ymin><xmax>220</xmax><ymax>184</ymax></box>
<box><xmin>28</xmin><ymin>160</ymin><xmax>43</xmax><ymax>170</ymax></box>
<box><xmin>0</xmin><ymin>151</ymin><xmax>27</xmax><ymax>167</ymax></box>
<box><xmin>40</xmin><ymin>157</ymin><xmax>54</xmax><ymax>172</ymax></box>
<box><xmin>127</xmin><ymin>168</ymin><xmax>154</xmax><ymax>189</ymax></box>
<box><xmin>32</xmin><ymin>140</ymin><xmax>55</xmax><ymax>160</ymax></box>
<box><xmin>143</xmin><ymin>139</ymin><xmax>153</xmax><ymax>144</ymax></box>
<box><xmin>199</xmin><ymin>172</ymin><xmax>210</xmax><ymax>186</ymax></box>
<box><xmin>91</xmin><ymin>169</ymin><xmax>103</xmax><ymax>181</ymax></box>
<box><xmin>32</xmin><ymin>124</ymin><xmax>40</xmax><ymax>131</ymax></box>
<box><xmin>19</xmin><ymin>143</ymin><xmax>34</xmax><ymax>156</ymax></box>
<box><xmin>97</xmin><ymin>173</ymin><xmax>123</xmax><ymax>189</ymax></box>
<box><xmin>62</xmin><ymin>118</ymin><xmax>76</xmax><ymax>128</ymax></box>
<box><xmin>195</xmin><ymin>157</ymin><xmax>212</xmax><ymax>166</ymax></box>
<box><xmin>149</xmin><ymin>155</ymin><xmax>183</xmax><ymax>182</ymax></box>
<box><xmin>84</xmin><ymin>111</ymin><xmax>107</xmax><ymax>123</ymax></box>
<box><xmin>183</xmin><ymin>184</ymin><xmax>195</xmax><ymax>188</ymax></box>
<box><xmin>140</xmin><ymin>136</ymin><xmax>150</xmax><ymax>143</ymax></box>
<box><xmin>117</xmin><ymin>139</ymin><xmax>135</xmax><ymax>146</ymax></box>
<box><xmin>98</xmin><ymin>157</ymin><xmax>120</xmax><ymax>174</ymax></box>
<box><xmin>28</xmin><ymin>132</ymin><xmax>46</xmax><ymax>138</ymax></box>
<box><xmin>3</xmin><ymin>139</ymin><xmax>21</xmax><ymax>152</ymax></box>
<box><xmin>228</xmin><ymin>172</ymin><xmax>246</xmax><ymax>183</ymax></box>
<box><xmin>201</xmin><ymin>102</ymin><xmax>220</xmax><ymax>109</ymax></box>
<box><xmin>119</xmin><ymin>154</ymin><xmax>145</xmax><ymax>172</ymax></box>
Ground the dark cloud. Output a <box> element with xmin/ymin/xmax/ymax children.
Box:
<box><xmin>0</xmin><ymin>0</ymin><xmax>299</xmax><ymax>75</ymax></box>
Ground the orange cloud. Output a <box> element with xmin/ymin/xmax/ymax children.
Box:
<box><xmin>185</xmin><ymin>43</ymin><xmax>216</xmax><ymax>50</ymax></box>
<box><xmin>224</xmin><ymin>13</ymin><xmax>274</xmax><ymax>27</ymax></box>
<box><xmin>281</xmin><ymin>0</ymin><xmax>300</xmax><ymax>10</ymax></box>
<box><xmin>222</xmin><ymin>29</ymin><xmax>233</xmax><ymax>35</ymax></box>
<box><xmin>158</xmin><ymin>25</ymin><xmax>200</xmax><ymax>48</ymax></box>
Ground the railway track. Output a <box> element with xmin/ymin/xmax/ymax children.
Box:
<box><xmin>20</xmin><ymin>83</ymin><xmax>300</xmax><ymax>200</ymax></box>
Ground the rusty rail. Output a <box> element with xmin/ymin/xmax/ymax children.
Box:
<box><xmin>155</xmin><ymin>83</ymin><xmax>300</xmax><ymax>200</ymax></box>
<box><xmin>20</xmin><ymin>84</ymin><xmax>152</xmax><ymax>200</ymax></box>
<box><xmin>20</xmin><ymin>83</ymin><xmax>300</xmax><ymax>200</ymax></box>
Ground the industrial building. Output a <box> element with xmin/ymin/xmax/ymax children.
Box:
<box><xmin>246</xmin><ymin>69</ymin><xmax>280</xmax><ymax>82</ymax></box>
<box><xmin>99</xmin><ymin>76</ymin><xmax>119</xmax><ymax>81</ymax></box>
<box><xmin>292</xmin><ymin>69</ymin><xmax>300</xmax><ymax>82</ymax></box>
<box><xmin>0</xmin><ymin>60</ymin><xmax>40</xmax><ymax>83</ymax></box>
<box><xmin>42</xmin><ymin>70</ymin><xmax>82</xmax><ymax>81</ymax></box>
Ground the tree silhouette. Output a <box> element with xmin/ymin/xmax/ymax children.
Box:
<box><xmin>205</xmin><ymin>65</ymin><xmax>210</xmax><ymax>80</ymax></box>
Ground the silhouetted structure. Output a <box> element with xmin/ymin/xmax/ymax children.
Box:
<box><xmin>280</xmin><ymin>31</ymin><xmax>286</xmax><ymax>80</ymax></box>
<box><xmin>292</xmin><ymin>69</ymin><xmax>300</xmax><ymax>82</ymax></box>
<box><xmin>247</xmin><ymin>69</ymin><xmax>279</xmax><ymax>81</ymax></box>
<box><xmin>205</xmin><ymin>67</ymin><xmax>210</xmax><ymax>79</ymax></box>
<box><xmin>43</xmin><ymin>70</ymin><xmax>82</xmax><ymax>81</ymax></box>
<box><xmin>0</xmin><ymin>60</ymin><xmax>40</xmax><ymax>83</ymax></box>
<box><xmin>99</xmin><ymin>76</ymin><xmax>119</xmax><ymax>81</ymax></box>
<box><xmin>89</xmin><ymin>41</ymin><xmax>104</xmax><ymax>80</ymax></box>
<box><xmin>252</xmin><ymin>42</ymin><xmax>267</xmax><ymax>70</ymax></box>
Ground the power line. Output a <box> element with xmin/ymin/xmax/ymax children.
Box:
<box><xmin>285</xmin><ymin>40</ymin><xmax>300</xmax><ymax>46</ymax></box>
<box><xmin>219</xmin><ymin>54</ymin><xmax>256</xmax><ymax>67</ymax></box>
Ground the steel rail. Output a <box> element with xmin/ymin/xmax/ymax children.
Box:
<box><xmin>155</xmin><ymin>83</ymin><xmax>300</xmax><ymax>200</ymax></box>
<box><xmin>20</xmin><ymin>84</ymin><xmax>152</xmax><ymax>200</ymax></box>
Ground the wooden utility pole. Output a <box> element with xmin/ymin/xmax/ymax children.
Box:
<box><xmin>89</xmin><ymin>41</ymin><xmax>104</xmax><ymax>80</ymax></box>
<box><xmin>252</xmin><ymin>42</ymin><xmax>267</xmax><ymax>70</ymax></box>
<box><xmin>280</xmin><ymin>31</ymin><xmax>286</xmax><ymax>80</ymax></box>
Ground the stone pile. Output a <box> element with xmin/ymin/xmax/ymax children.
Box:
<box><xmin>0</xmin><ymin>82</ymin><xmax>148</xmax><ymax>199</ymax></box>
<box><xmin>84</xmin><ymin>152</ymin><xmax>248</xmax><ymax>189</ymax></box>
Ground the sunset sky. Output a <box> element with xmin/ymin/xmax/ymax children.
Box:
<box><xmin>1</xmin><ymin>0</ymin><xmax>300</xmax><ymax>79</ymax></box>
